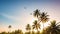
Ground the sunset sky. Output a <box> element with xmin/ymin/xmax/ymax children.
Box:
<box><xmin>0</xmin><ymin>0</ymin><xmax>60</xmax><ymax>32</ymax></box>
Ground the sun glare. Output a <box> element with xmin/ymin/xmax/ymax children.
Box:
<box><xmin>31</xmin><ymin>17</ymin><xmax>38</xmax><ymax>22</ymax></box>
<box><xmin>30</xmin><ymin>17</ymin><xmax>38</xmax><ymax>25</ymax></box>
<box><xmin>34</xmin><ymin>29</ymin><xmax>37</xmax><ymax>32</ymax></box>
<box><xmin>29</xmin><ymin>17</ymin><xmax>50</xmax><ymax>33</ymax></box>
<box><xmin>40</xmin><ymin>21</ymin><xmax>50</xmax><ymax>33</ymax></box>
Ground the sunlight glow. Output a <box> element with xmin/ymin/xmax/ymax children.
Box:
<box><xmin>34</xmin><ymin>29</ymin><xmax>37</xmax><ymax>32</ymax></box>
<box><xmin>40</xmin><ymin>21</ymin><xmax>50</xmax><ymax>33</ymax></box>
<box><xmin>30</xmin><ymin>17</ymin><xmax>50</xmax><ymax>33</ymax></box>
<box><xmin>30</xmin><ymin>17</ymin><xmax>38</xmax><ymax>25</ymax></box>
<box><xmin>31</xmin><ymin>17</ymin><xmax>38</xmax><ymax>22</ymax></box>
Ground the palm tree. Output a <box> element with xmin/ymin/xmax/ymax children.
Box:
<box><xmin>40</xmin><ymin>12</ymin><xmax>49</xmax><ymax>23</ymax></box>
<box><xmin>47</xmin><ymin>20</ymin><xmax>60</xmax><ymax>34</ymax></box>
<box><xmin>8</xmin><ymin>25</ymin><xmax>11</xmax><ymax>28</ymax></box>
<box><xmin>26</xmin><ymin>24</ymin><xmax>31</xmax><ymax>31</ymax></box>
<box><xmin>32</xmin><ymin>20</ymin><xmax>40</xmax><ymax>31</ymax></box>
<box><xmin>40</xmin><ymin>12</ymin><xmax>49</xmax><ymax>34</ymax></box>
<box><xmin>33</xmin><ymin>9</ymin><xmax>40</xmax><ymax>18</ymax></box>
<box><xmin>8</xmin><ymin>25</ymin><xmax>12</xmax><ymax>32</ymax></box>
<box><xmin>26</xmin><ymin>24</ymin><xmax>31</xmax><ymax>34</ymax></box>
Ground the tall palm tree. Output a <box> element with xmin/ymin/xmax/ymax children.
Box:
<box><xmin>32</xmin><ymin>20</ymin><xmax>40</xmax><ymax>31</ymax></box>
<box><xmin>33</xmin><ymin>9</ymin><xmax>40</xmax><ymax>18</ymax></box>
<box><xmin>33</xmin><ymin>9</ymin><xmax>41</xmax><ymax>33</ymax></box>
<box><xmin>40</xmin><ymin>12</ymin><xmax>49</xmax><ymax>23</ymax></box>
<box><xmin>40</xmin><ymin>12</ymin><xmax>49</xmax><ymax>34</ymax></box>
<box><xmin>47</xmin><ymin>20</ymin><xmax>60</xmax><ymax>34</ymax></box>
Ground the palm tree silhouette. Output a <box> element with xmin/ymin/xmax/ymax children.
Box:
<box><xmin>40</xmin><ymin>12</ymin><xmax>49</xmax><ymax>23</ymax></box>
<box><xmin>33</xmin><ymin>9</ymin><xmax>40</xmax><ymax>18</ymax></box>
<box><xmin>40</xmin><ymin>12</ymin><xmax>49</xmax><ymax>34</ymax></box>
<box><xmin>47</xmin><ymin>20</ymin><xmax>60</xmax><ymax>34</ymax></box>
<box><xmin>33</xmin><ymin>9</ymin><xmax>49</xmax><ymax>34</ymax></box>
<box><xmin>25</xmin><ymin>24</ymin><xmax>31</xmax><ymax>34</ymax></box>
<box><xmin>8</xmin><ymin>25</ymin><xmax>12</xmax><ymax>32</ymax></box>
<box><xmin>26</xmin><ymin>24</ymin><xmax>31</xmax><ymax>32</ymax></box>
<box><xmin>32</xmin><ymin>20</ymin><xmax>40</xmax><ymax>31</ymax></box>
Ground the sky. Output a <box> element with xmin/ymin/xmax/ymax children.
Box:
<box><xmin>0</xmin><ymin>0</ymin><xmax>60</xmax><ymax>32</ymax></box>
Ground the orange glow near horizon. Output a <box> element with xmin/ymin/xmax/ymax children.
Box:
<box><xmin>0</xmin><ymin>17</ymin><xmax>50</xmax><ymax>33</ymax></box>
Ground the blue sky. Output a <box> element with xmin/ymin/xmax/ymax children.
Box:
<box><xmin>0</xmin><ymin>0</ymin><xmax>60</xmax><ymax>32</ymax></box>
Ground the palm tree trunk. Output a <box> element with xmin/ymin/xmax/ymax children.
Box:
<box><xmin>43</xmin><ymin>23</ymin><xmax>44</xmax><ymax>34</ymax></box>
<box><xmin>29</xmin><ymin>30</ymin><xmax>31</xmax><ymax>34</ymax></box>
<box><xmin>9</xmin><ymin>28</ymin><xmax>11</xmax><ymax>32</ymax></box>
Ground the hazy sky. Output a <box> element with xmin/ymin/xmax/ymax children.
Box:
<box><xmin>0</xmin><ymin>0</ymin><xmax>60</xmax><ymax>32</ymax></box>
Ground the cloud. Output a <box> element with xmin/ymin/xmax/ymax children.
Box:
<box><xmin>1</xmin><ymin>13</ymin><xmax>21</xmax><ymax>21</ymax></box>
<box><xmin>1</xmin><ymin>13</ymin><xmax>33</xmax><ymax>24</ymax></box>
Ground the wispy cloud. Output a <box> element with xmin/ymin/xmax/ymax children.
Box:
<box><xmin>1</xmin><ymin>13</ymin><xmax>34</xmax><ymax>32</ymax></box>
<box><xmin>1</xmin><ymin>13</ymin><xmax>34</xmax><ymax>24</ymax></box>
<box><xmin>1</xmin><ymin>13</ymin><xmax>21</xmax><ymax>21</ymax></box>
